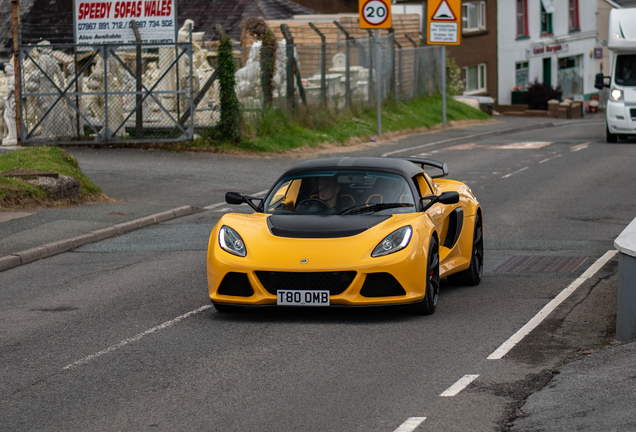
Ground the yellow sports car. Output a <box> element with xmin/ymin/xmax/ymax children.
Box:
<box><xmin>207</xmin><ymin>157</ymin><xmax>483</xmax><ymax>314</ymax></box>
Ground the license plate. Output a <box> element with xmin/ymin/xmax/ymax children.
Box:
<box><xmin>277</xmin><ymin>290</ymin><xmax>330</xmax><ymax>306</ymax></box>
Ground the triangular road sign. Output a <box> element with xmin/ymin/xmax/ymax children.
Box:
<box><xmin>432</xmin><ymin>0</ymin><xmax>456</xmax><ymax>20</ymax></box>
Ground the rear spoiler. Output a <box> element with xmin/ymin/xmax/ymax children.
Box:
<box><xmin>402</xmin><ymin>158</ymin><xmax>449</xmax><ymax>179</ymax></box>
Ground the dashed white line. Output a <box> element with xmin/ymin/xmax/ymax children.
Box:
<box><xmin>393</xmin><ymin>417</ymin><xmax>427</xmax><ymax>432</ymax></box>
<box><xmin>63</xmin><ymin>305</ymin><xmax>213</xmax><ymax>370</ymax></box>
<box><xmin>501</xmin><ymin>167</ymin><xmax>529</xmax><ymax>179</ymax></box>
<box><xmin>539</xmin><ymin>154</ymin><xmax>562</xmax><ymax>164</ymax></box>
<box><xmin>440</xmin><ymin>374</ymin><xmax>480</xmax><ymax>397</ymax></box>
<box><xmin>488</xmin><ymin>250</ymin><xmax>617</xmax><ymax>360</ymax></box>
<box><xmin>570</xmin><ymin>142</ymin><xmax>591</xmax><ymax>152</ymax></box>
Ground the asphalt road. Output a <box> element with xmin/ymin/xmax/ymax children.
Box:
<box><xmin>1</xmin><ymin>118</ymin><xmax>633</xmax><ymax>431</ymax></box>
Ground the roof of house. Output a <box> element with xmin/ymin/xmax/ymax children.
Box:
<box><xmin>1</xmin><ymin>0</ymin><xmax>315</xmax><ymax>60</ymax></box>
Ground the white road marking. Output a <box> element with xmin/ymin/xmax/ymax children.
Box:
<box><xmin>501</xmin><ymin>167</ymin><xmax>529</xmax><ymax>179</ymax></box>
<box><xmin>570</xmin><ymin>142</ymin><xmax>591</xmax><ymax>152</ymax></box>
<box><xmin>440</xmin><ymin>374</ymin><xmax>480</xmax><ymax>397</ymax></box>
<box><xmin>488</xmin><ymin>250</ymin><xmax>617</xmax><ymax>360</ymax></box>
<box><xmin>203</xmin><ymin>189</ymin><xmax>269</xmax><ymax>210</ymax></box>
<box><xmin>63</xmin><ymin>305</ymin><xmax>214</xmax><ymax>370</ymax></box>
<box><xmin>214</xmin><ymin>207</ymin><xmax>231</xmax><ymax>212</ymax></box>
<box><xmin>447</xmin><ymin>142</ymin><xmax>553</xmax><ymax>150</ymax></box>
<box><xmin>393</xmin><ymin>417</ymin><xmax>427</xmax><ymax>432</ymax></box>
<box><xmin>539</xmin><ymin>154</ymin><xmax>562</xmax><ymax>163</ymax></box>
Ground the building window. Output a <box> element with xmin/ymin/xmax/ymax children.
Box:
<box><xmin>462</xmin><ymin>1</ymin><xmax>486</xmax><ymax>32</ymax></box>
<box><xmin>464</xmin><ymin>63</ymin><xmax>487</xmax><ymax>94</ymax></box>
<box><xmin>569</xmin><ymin>0</ymin><xmax>580</xmax><ymax>31</ymax></box>
<box><xmin>515</xmin><ymin>61</ymin><xmax>529</xmax><ymax>90</ymax></box>
<box><xmin>540</xmin><ymin>3</ymin><xmax>553</xmax><ymax>35</ymax></box>
<box><xmin>516</xmin><ymin>0</ymin><xmax>528</xmax><ymax>38</ymax></box>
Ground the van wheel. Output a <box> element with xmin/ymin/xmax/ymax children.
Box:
<box><xmin>607</xmin><ymin>125</ymin><xmax>618</xmax><ymax>143</ymax></box>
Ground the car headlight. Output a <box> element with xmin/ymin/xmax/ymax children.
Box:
<box><xmin>219</xmin><ymin>225</ymin><xmax>247</xmax><ymax>257</ymax></box>
<box><xmin>611</xmin><ymin>87</ymin><xmax>623</xmax><ymax>101</ymax></box>
<box><xmin>372</xmin><ymin>226</ymin><xmax>412</xmax><ymax>257</ymax></box>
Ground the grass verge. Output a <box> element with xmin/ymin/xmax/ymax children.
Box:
<box><xmin>164</xmin><ymin>95</ymin><xmax>491</xmax><ymax>153</ymax></box>
<box><xmin>0</xmin><ymin>147</ymin><xmax>104</xmax><ymax>208</ymax></box>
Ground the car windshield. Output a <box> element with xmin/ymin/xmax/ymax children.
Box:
<box><xmin>263</xmin><ymin>171</ymin><xmax>416</xmax><ymax>215</ymax></box>
<box><xmin>615</xmin><ymin>55</ymin><xmax>636</xmax><ymax>86</ymax></box>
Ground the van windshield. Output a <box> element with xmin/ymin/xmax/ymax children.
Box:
<box><xmin>615</xmin><ymin>55</ymin><xmax>636</xmax><ymax>86</ymax></box>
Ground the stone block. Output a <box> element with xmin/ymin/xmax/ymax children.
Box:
<box><xmin>0</xmin><ymin>255</ymin><xmax>22</xmax><ymax>272</ymax></box>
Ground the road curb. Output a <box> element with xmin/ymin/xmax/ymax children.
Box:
<box><xmin>382</xmin><ymin>121</ymin><xmax>556</xmax><ymax>157</ymax></box>
<box><xmin>0</xmin><ymin>205</ymin><xmax>197</xmax><ymax>273</ymax></box>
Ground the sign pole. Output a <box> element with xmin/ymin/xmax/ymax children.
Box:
<box><xmin>442</xmin><ymin>45</ymin><xmax>446</xmax><ymax>129</ymax></box>
<box><xmin>375</xmin><ymin>29</ymin><xmax>381</xmax><ymax>137</ymax></box>
<box><xmin>427</xmin><ymin>0</ymin><xmax>461</xmax><ymax>130</ymax></box>
<box><xmin>359</xmin><ymin>0</ymin><xmax>391</xmax><ymax>138</ymax></box>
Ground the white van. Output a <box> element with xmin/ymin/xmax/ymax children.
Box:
<box><xmin>596</xmin><ymin>8</ymin><xmax>636</xmax><ymax>143</ymax></box>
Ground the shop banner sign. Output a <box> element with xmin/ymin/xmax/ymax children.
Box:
<box><xmin>525</xmin><ymin>43</ymin><xmax>568</xmax><ymax>58</ymax></box>
<box><xmin>74</xmin><ymin>0</ymin><xmax>177</xmax><ymax>46</ymax></box>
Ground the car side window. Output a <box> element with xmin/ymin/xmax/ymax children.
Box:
<box><xmin>414</xmin><ymin>174</ymin><xmax>434</xmax><ymax>198</ymax></box>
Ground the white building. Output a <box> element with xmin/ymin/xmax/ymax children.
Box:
<box><xmin>497</xmin><ymin>0</ymin><xmax>616</xmax><ymax>106</ymax></box>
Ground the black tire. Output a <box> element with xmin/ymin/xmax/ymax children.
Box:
<box><xmin>448</xmin><ymin>213</ymin><xmax>483</xmax><ymax>286</ymax></box>
<box><xmin>607</xmin><ymin>125</ymin><xmax>618</xmax><ymax>143</ymax></box>
<box><xmin>213</xmin><ymin>303</ymin><xmax>245</xmax><ymax>313</ymax></box>
<box><xmin>411</xmin><ymin>237</ymin><xmax>440</xmax><ymax>315</ymax></box>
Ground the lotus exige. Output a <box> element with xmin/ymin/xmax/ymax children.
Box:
<box><xmin>207</xmin><ymin>157</ymin><xmax>483</xmax><ymax>314</ymax></box>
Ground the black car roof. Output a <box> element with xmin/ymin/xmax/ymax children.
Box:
<box><xmin>283</xmin><ymin>157</ymin><xmax>425</xmax><ymax>178</ymax></box>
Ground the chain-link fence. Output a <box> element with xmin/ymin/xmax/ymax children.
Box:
<box><xmin>235</xmin><ymin>34</ymin><xmax>444</xmax><ymax>112</ymax></box>
<box><xmin>18</xmin><ymin>41</ymin><xmax>209</xmax><ymax>145</ymax></box>
<box><xmin>16</xmin><ymin>33</ymin><xmax>443</xmax><ymax>144</ymax></box>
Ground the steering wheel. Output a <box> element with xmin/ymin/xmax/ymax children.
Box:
<box><xmin>296</xmin><ymin>198</ymin><xmax>330</xmax><ymax>210</ymax></box>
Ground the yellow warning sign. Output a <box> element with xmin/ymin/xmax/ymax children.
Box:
<box><xmin>427</xmin><ymin>0</ymin><xmax>461</xmax><ymax>45</ymax></box>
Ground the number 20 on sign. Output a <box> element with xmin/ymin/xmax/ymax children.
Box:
<box><xmin>359</xmin><ymin>0</ymin><xmax>392</xmax><ymax>29</ymax></box>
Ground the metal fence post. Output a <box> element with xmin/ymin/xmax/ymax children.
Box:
<box><xmin>388</xmin><ymin>29</ymin><xmax>395</xmax><ymax>99</ymax></box>
<box><xmin>103</xmin><ymin>46</ymin><xmax>109</xmax><ymax>139</ymax></box>
<box><xmin>333</xmin><ymin>21</ymin><xmax>352</xmax><ymax>109</ymax></box>
<box><xmin>308</xmin><ymin>22</ymin><xmax>327</xmax><ymax>108</ymax></box>
<box><xmin>395</xmin><ymin>39</ymin><xmax>402</xmax><ymax>102</ymax></box>
<box><xmin>405</xmin><ymin>34</ymin><xmax>418</xmax><ymax>98</ymax></box>
<box><xmin>131</xmin><ymin>20</ymin><xmax>143</xmax><ymax>139</ymax></box>
<box><xmin>281</xmin><ymin>24</ymin><xmax>296</xmax><ymax>112</ymax></box>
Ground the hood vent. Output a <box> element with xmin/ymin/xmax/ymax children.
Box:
<box><xmin>268</xmin><ymin>215</ymin><xmax>390</xmax><ymax>239</ymax></box>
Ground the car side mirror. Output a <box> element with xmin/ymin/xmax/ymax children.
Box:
<box><xmin>594</xmin><ymin>73</ymin><xmax>610</xmax><ymax>90</ymax></box>
<box><xmin>421</xmin><ymin>191</ymin><xmax>460</xmax><ymax>211</ymax></box>
<box><xmin>225</xmin><ymin>192</ymin><xmax>245</xmax><ymax>205</ymax></box>
<box><xmin>438</xmin><ymin>191</ymin><xmax>460</xmax><ymax>204</ymax></box>
<box><xmin>225</xmin><ymin>191</ymin><xmax>263</xmax><ymax>211</ymax></box>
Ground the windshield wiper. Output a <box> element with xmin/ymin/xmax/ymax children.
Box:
<box><xmin>338</xmin><ymin>203</ymin><xmax>414</xmax><ymax>215</ymax></box>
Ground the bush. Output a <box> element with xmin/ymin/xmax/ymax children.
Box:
<box><xmin>524</xmin><ymin>80</ymin><xmax>562</xmax><ymax>110</ymax></box>
<box><xmin>446</xmin><ymin>56</ymin><xmax>464</xmax><ymax>96</ymax></box>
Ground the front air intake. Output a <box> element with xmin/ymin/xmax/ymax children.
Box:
<box><xmin>360</xmin><ymin>273</ymin><xmax>406</xmax><ymax>297</ymax></box>
<box><xmin>217</xmin><ymin>273</ymin><xmax>254</xmax><ymax>297</ymax></box>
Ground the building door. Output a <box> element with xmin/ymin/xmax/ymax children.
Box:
<box><xmin>543</xmin><ymin>57</ymin><xmax>552</xmax><ymax>87</ymax></box>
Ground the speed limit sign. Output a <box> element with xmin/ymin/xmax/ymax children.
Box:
<box><xmin>359</xmin><ymin>0</ymin><xmax>392</xmax><ymax>29</ymax></box>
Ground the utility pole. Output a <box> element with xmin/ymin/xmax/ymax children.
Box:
<box><xmin>11</xmin><ymin>0</ymin><xmax>21</xmax><ymax>144</ymax></box>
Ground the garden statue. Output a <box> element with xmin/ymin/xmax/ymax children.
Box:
<box><xmin>3</xmin><ymin>62</ymin><xmax>17</xmax><ymax>145</ymax></box>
